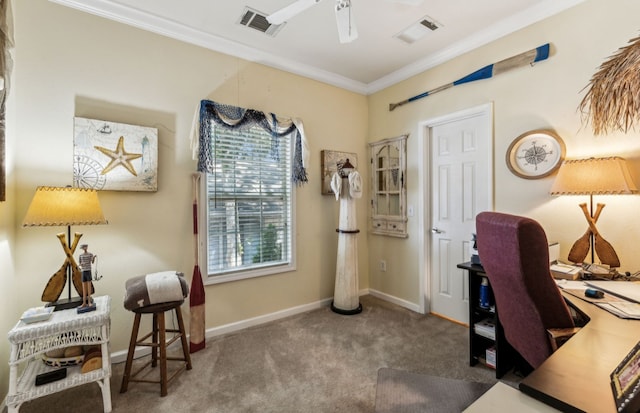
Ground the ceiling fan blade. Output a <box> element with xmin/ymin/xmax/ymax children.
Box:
<box><xmin>335</xmin><ymin>0</ymin><xmax>357</xmax><ymax>43</ymax></box>
<box><xmin>386</xmin><ymin>0</ymin><xmax>425</xmax><ymax>4</ymax></box>
<box><xmin>267</xmin><ymin>0</ymin><xmax>323</xmax><ymax>25</ymax></box>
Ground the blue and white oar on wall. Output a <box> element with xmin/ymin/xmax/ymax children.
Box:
<box><xmin>389</xmin><ymin>43</ymin><xmax>551</xmax><ymax>111</ymax></box>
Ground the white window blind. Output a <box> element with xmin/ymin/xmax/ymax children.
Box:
<box><xmin>206</xmin><ymin>124</ymin><xmax>293</xmax><ymax>277</ymax></box>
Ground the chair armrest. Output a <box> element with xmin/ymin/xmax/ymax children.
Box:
<box><xmin>547</xmin><ymin>327</ymin><xmax>581</xmax><ymax>352</ymax></box>
<box><xmin>563</xmin><ymin>296</ymin><xmax>591</xmax><ymax>327</ymax></box>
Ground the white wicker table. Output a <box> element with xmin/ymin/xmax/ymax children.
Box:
<box><xmin>7</xmin><ymin>296</ymin><xmax>112</xmax><ymax>413</ymax></box>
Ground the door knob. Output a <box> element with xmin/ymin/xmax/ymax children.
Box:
<box><xmin>431</xmin><ymin>228</ymin><xmax>444</xmax><ymax>234</ymax></box>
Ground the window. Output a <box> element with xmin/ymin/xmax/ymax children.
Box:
<box><xmin>192</xmin><ymin>100</ymin><xmax>308</xmax><ymax>284</ymax></box>
<box><xmin>205</xmin><ymin>124</ymin><xmax>295</xmax><ymax>282</ymax></box>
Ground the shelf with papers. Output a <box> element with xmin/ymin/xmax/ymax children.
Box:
<box><xmin>458</xmin><ymin>262</ymin><xmax>515</xmax><ymax>379</ymax></box>
<box><xmin>474</xmin><ymin>318</ymin><xmax>496</xmax><ymax>340</ymax></box>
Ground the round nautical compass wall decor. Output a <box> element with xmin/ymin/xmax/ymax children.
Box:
<box><xmin>506</xmin><ymin>129</ymin><xmax>566</xmax><ymax>179</ymax></box>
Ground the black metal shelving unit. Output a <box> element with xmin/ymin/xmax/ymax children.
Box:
<box><xmin>458</xmin><ymin>262</ymin><xmax>515</xmax><ymax>379</ymax></box>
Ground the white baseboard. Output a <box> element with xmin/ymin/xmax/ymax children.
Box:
<box><xmin>111</xmin><ymin>344</ymin><xmax>152</xmax><ymax>364</ymax></box>
<box><xmin>108</xmin><ymin>289</ymin><xmax>420</xmax><ymax>365</ymax></box>
<box><xmin>111</xmin><ymin>296</ymin><xmax>335</xmax><ymax>364</ymax></box>
<box><xmin>202</xmin><ymin>297</ymin><xmax>335</xmax><ymax>340</ymax></box>
<box><xmin>4</xmin><ymin>290</ymin><xmax>419</xmax><ymax>410</ymax></box>
<box><xmin>368</xmin><ymin>288</ymin><xmax>422</xmax><ymax>313</ymax></box>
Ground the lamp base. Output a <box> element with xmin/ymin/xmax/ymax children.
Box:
<box><xmin>46</xmin><ymin>296</ymin><xmax>83</xmax><ymax>312</ymax></box>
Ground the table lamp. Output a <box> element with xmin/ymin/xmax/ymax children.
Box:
<box><xmin>550</xmin><ymin>157</ymin><xmax>638</xmax><ymax>267</ymax></box>
<box><xmin>23</xmin><ymin>186</ymin><xmax>107</xmax><ymax>310</ymax></box>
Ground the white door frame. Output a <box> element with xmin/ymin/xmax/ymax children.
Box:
<box><xmin>417</xmin><ymin>103</ymin><xmax>494</xmax><ymax>314</ymax></box>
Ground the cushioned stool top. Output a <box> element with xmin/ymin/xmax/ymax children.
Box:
<box><xmin>124</xmin><ymin>271</ymin><xmax>188</xmax><ymax>311</ymax></box>
<box><xmin>131</xmin><ymin>300</ymin><xmax>184</xmax><ymax>313</ymax></box>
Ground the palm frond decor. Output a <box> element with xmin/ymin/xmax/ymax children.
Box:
<box><xmin>579</xmin><ymin>35</ymin><xmax>640</xmax><ymax>135</ymax></box>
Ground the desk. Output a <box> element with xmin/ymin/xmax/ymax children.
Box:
<box><xmin>464</xmin><ymin>382</ymin><xmax>560</xmax><ymax>412</ymax></box>
<box><xmin>520</xmin><ymin>291</ymin><xmax>640</xmax><ymax>413</ymax></box>
<box><xmin>7</xmin><ymin>296</ymin><xmax>112</xmax><ymax>413</ymax></box>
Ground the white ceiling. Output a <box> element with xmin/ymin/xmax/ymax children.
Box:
<box><xmin>51</xmin><ymin>0</ymin><xmax>586</xmax><ymax>94</ymax></box>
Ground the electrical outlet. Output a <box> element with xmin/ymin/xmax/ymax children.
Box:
<box><xmin>380</xmin><ymin>260</ymin><xmax>387</xmax><ymax>272</ymax></box>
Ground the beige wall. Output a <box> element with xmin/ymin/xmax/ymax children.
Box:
<box><xmin>2</xmin><ymin>0</ymin><xmax>369</xmax><ymax>401</ymax></box>
<box><xmin>0</xmin><ymin>30</ymin><xmax>17</xmax><ymax>406</ymax></box>
<box><xmin>367</xmin><ymin>0</ymin><xmax>640</xmax><ymax>305</ymax></box>
<box><xmin>4</xmin><ymin>0</ymin><xmax>640</xmax><ymax>405</ymax></box>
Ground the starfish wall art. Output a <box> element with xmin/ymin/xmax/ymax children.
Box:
<box><xmin>73</xmin><ymin>117</ymin><xmax>158</xmax><ymax>191</ymax></box>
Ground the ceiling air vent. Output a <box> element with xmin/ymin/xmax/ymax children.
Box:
<box><xmin>394</xmin><ymin>15</ymin><xmax>441</xmax><ymax>45</ymax></box>
<box><xmin>238</xmin><ymin>7</ymin><xmax>285</xmax><ymax>37</ymax></box>
<box><xmin>420</xmin><ymin>18</ymin><xmax>439</xmax><ymax>31</ymax></box>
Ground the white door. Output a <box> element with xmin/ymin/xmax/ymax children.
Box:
<box><xmin>427</xmin><ymin>106</ymin><xmax>492</xmax><ymax>324</ymax></box>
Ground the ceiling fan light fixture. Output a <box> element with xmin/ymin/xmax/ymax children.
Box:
<box><xmin>266</xmin><ymin>0</ymin><xmax>323</xmax><ymax>25</ymax></box>
<box><xmin>385</xmin><ymin>0</ymin><xmax>425</xmax><ymax>4</ymax></box>
<box><xmin>335</xmin><ymin>0</ymin><xmax>358</xmax><ymax>43</ymax></box>
<box><xmin>394</xmin><ymin>15</ymin><xmax>441</xmax><ymax>45</ymax></box>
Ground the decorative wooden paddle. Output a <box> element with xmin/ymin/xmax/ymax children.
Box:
<box><xmin>389</xmin><ymin>43</ymin><xmax>551</xmax><ymax>111</ymax></box>
<box><xmin>57</xmin><ymin>232</ymin><xmax>94</xmax><ymax>297</ymax></box>
<box><xmin>189</xmin><ymin>172</ymin><xmax>206</xmax><ymax>353</ymax></box>
<box><xmin>41</xmin><ymin>261</ymin><xmax>68</xmax><ymax>302</ymax></box>
<box><xmin>567</xmin><ymin>203</ymin><xmax>604</xmax><ymax>264</ymax></box>
<box><xmin>579</xmin><ymin>203</ymin><xmax>620</xmax><ymax>267</ymax></box>
<box><xmin>41</xmin><ymin>232</ymin><xmax>94</xmax><ymax>302</ymax></box>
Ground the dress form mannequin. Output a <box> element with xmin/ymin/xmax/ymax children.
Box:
<box><xmin>330</xmin><ymin>159</ymin><xmax>362</xmax><ymax>315</ymax></box>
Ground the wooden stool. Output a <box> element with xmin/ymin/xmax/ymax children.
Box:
<box><xmin>120</xmin><ymin>300</ymin><xmax>192</xmax><ymax>396</ymax></box>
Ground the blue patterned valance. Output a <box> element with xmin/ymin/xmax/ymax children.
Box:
<box><xmin>190</xmin><ymin>100</ymin><xmax>309</xmax><ymax>185</ymax></box>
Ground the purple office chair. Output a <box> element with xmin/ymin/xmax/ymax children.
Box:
<box><xmin>476</xmin><ymin>211</ymin><xmax>582</xmax><ymax>370</ymax></box>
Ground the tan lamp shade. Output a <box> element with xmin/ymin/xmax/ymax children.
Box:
<box><xmin>23</xmin><ymin>186</ymin><xmax>107</xmax><ymax>227</ymax></box>
<box><xmin>550</xmin><ymin>157</ymin><xmax>639</xmax><ymax>196</ymax></box>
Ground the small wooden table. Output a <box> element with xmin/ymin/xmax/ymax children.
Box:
<box><xmin>7</xmin><ymin>296</ymin><xmax>112</xmax><ymax>413</ymax></box>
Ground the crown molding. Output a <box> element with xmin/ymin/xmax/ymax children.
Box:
<box><xmin>366</xmin><ymin>0</ymin><xmax>587</xmax><ymax>93</ymax></box>
<box><xmin>49</xmin><ymin>0</ymin><xmax>370</xmax><ymax>94</ymax></box>
<box><xmin>50</xmin><ymin>0</ymin><xmax>585</xmax><ymax>96</ymax></box>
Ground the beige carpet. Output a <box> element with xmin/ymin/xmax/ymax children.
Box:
<box><xmin>374</xmin><ymin>368</ymin><xmax>493</xmax><ymax>413</ymax></box>
<box><xmin>7</xmin><ymin>295</ymin><xmax>505</xmax><ymax>413</ymax></box>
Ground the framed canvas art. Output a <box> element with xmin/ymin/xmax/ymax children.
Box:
<box><xmin>73</xmin><ymin>117</ymin><xmax>158</xmax><ymax>191</ymax></box>
<box><xmin>320</xmin><ymin>150</ymin><xmax>357</xmax><ymax>195</ymax></box>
